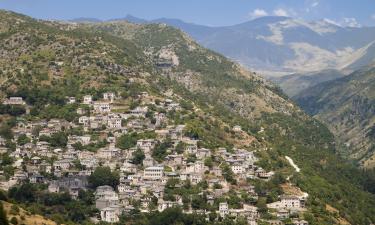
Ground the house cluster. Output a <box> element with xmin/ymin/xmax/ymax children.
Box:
<box><xmin>0</xmin><ymin>91</ymin><xmax>309</xmax><ymax>225</ymax></box>
<box><xmin>267</xmin><ymin>195</ymin><xmax>307</xmax><ymax>222</ymax></box>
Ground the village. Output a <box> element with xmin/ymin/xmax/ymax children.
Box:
<box><xmin>0</xmin><ymin>91</ymin><xmax>309</xmax><ymax>225</ymax></box>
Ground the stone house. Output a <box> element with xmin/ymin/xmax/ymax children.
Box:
<box><xmin>3</xmin><ymin>97</ymin><xmax>25</xmax><ymax>105</ymax></box>
<box><xmin>101</xmin><ymin>206</ymin><xmax>121</xmax><ymax>223</ymax></box>
<box><xmin>143</xmin><ymin>166</ymin><xmax>164</xmax><ymax>180</ymax></box>
<box><xmin>83</xmin><ymin>95</ymin><xmax>92</xmax><ymax>104</ymax></box>
<box><xmin>103</xmin><ymin>92</ymin><xmax>116</xmax><ymax>103</ymax></box>
<box><xmin>94</xmin><ymin>101</ymin><xmax>111</xmax><ymax>113</ymax></box>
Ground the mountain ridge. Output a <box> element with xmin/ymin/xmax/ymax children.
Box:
<box><xmin>96</xmin><ymin>15</ymin><xmax>375</xmax><ymax>74</ymax></box>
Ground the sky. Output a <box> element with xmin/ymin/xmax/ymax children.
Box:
<box><xmin>0</xmin><ymin>0</ymin><xmax>374</xmax><ymax>27</ymax></box>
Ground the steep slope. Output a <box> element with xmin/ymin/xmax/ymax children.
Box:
<box><xmin>0</xmin><ymin>11</ymin><xmax>148</xmax><ymax>97</ymax></box>
<box><xmin>295</xmin><ymin>67</ymin><xmax>375</xmax><ymax>168</ymax></box>
<box><xmin>85</xmin><ymin>21</ymin><xmax>294</xmax><ymax>119</ymax></box>
<box><xmin>272</xmin><ymin>69</ymin><xmax>346</xmax><ymax>97</ymax></box>
<box><xmin>1</xmin><ymin>10</ymin><xmax>375</xmax><ymax>225</ymax></box>
<box><xmin>1</xmin><ymin>201</ymin><xmax>57</xmax><ymax>225</ymax></box>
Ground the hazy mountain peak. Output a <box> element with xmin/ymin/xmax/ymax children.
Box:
<box><xmin>117</xmin><ymin>14</ymin><xmax>148</xmax><ymax>23</ymax></box>
<box><xmin>69</xmin><ymin>17</ymin><xmax>102</xmax><ymax>23</ymax></box>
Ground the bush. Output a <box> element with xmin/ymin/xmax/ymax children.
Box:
<box><xmin>0</xmin><ymin>104</ymin><xmax>26</xmax><ymax>116</ymax></box>
<box><xmin>9</xmin><ymin>205</ymin><xmax>19</xmax><ymax>215</ymax></box>
<box><xmin>10</xmin><ymin>217</ymin><xmax>17</xmax><ymax>225</ymax></box>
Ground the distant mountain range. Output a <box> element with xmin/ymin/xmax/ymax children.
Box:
<box><xmin>84</xmin><ymin>15</ymin><xmax>375</xmax><ymax>74</ymax></box>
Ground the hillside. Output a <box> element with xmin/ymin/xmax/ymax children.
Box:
<box><xmin>295</xmin><ymin>67</ymin><xmax>375</xmax><ymax>168</ymax></box>
<box><xmin>1</xmin><ymin>200</ymin><xmax>57</xmax><ymax>225</ymax></box>
<box><xmin>271</xmin><ymin>69</ymin><xmax>346</xmax><ymax>97</ymax></box>
<box><xmin>84</xmin><ymin>21</ymin><xmax>294</xmax><ymax>119</ymax></box>
<box><xmin>0</xmin><ymin>10</ymin><xmax>375</xmax><ymax>225</ymax></box>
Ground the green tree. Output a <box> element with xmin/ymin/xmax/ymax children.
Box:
<box><xmin>152</xmin><ymin>140</ymin><xmax>173</xmax><ymax>162</ymax></box>
<box><xmin>0</xmin><ymin>154</ymin><xmax>13</xmax><ymax>166</ymax></box>
<box><xmin>204</xmin><ymin>157</ymin><xmax>213</xmax><ymax>168</ymax></box>
<box><xmin>221</xmin><ymin>163</ymin><xmax>236</xmax><ymax>185</ymax></box>
<box><xmin>256</xmin><ymin>197</ymin><xmax>268</xmax><ymax>214</ymax></box>
<box><xmin>8</xmin><ymin>184</ymin><xmax>36</xmax><ymax>203</ymax></box>
<box><xmin>17</xmin><ymin>134</ymin><xmax>30</xmax><ymax>146</ymax></box>
<box><xmin>0</xmin><ymin>124</ymin><xmax>13</xmax><ymax>140</ymax></box>
<box><xmin>88</xmin><ymin>167</ymin><xmax>119</xmax><ymax>189</ymax></box>
<box><xmin>132</xmin><ymin>149</ymin><xmax>145</xmax><ymax>165</ymax></box>
<box><xmin>49</xmin><ymin>132</ymin><xmax>68</xmax><ymax>147</ymax></box>
<box><xmin>116</xmin><ymin>133</ymin><xmax>138</xmax><ymax>150</ymax></box>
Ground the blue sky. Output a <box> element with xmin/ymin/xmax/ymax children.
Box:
<box><xmin>0</xmin><ymin>0</ymin><xmax>374</xmax><ymax>27</ymax></box>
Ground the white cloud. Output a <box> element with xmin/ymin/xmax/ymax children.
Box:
<box><xmin>342</xmin><ymin>17</ymin><xmax>361</xmax><ymax>28</ymax></box>
<box><xmin>323</xmin><ymin>18</ymin><xmax>341</xmax><ymax>27</ymax></box>
<box><xmin>371</xmin><ymin>14</ymin><xmax>375</xmax><ymax>20</ymax></box>
<box><xmin>311</xmin><ymin>1</ymin><xmax>319</xmax><ymax>7</ymax></box>
<box><xmin>249</xmin><ymin>8</ymin><xmax>268</xmax><ymax>19</ymax></box>
<box><xmin>273</xmin><ymin>8</ymin><xmax>289</xmax><ymax>17</ymax></box>
<box><xmin>321</xmin><ymin>18</ymin><xmax>362</xmax><ymax>28</ymax></box>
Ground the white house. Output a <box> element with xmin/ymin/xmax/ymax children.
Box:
<box><xmin>219</xmin><ymin>202</ymin><xmax>229</xmax><ymax>218</ymax></box>
<box><xmin>94</xmin><ymin>102</ymin><xmax>111</xmax><ymax>113</ymax></box>
<box><xmin>103</xmin><ymin>92</ymin><xmax>116</xmax><ymax>103</ymax></box>
<box><xmin>83</xmin><ymin>95</ymin><xmax>93</xmax><ymax>104</ymax></box>
<box><xmin>231</xmin><ymin>163</ymin><xmax>245</xmax><ymax>174</ymax></box>
<box><xmin>137</xmin><ymin>139</ymin><xmax>156</xmax><ymax>153</ymax></box>
<box><xmin>53</xmin><ymin>159</ymin><xmax>72</xmax><ymax>171</ymax></box>
<box><xmin>233</xmin><ymin>125</ymin><xmax>242</xmax><ymax>132</ymax></box>
<box><xmin>293</xmin><ymin>219</ymin><xmax>309</xmax><ymax>225</ymax></box>
<box><xmin>67</xmin><ymin>97</ymin><xmax>76</xmax><ymax>104</ymax></box>
<box><xmin>158</xmin><ymin>200</ymin><xmax>182</xmax><ymax>212</ymax></box>
<box><xmin>101</xmin><ymin>206</ymin><xmax>121</xmax><ymax>223</ymax></box>
<box><xmin>79</xmin><ymin>116</ymin><xmax>89</xmax><ymax>125</ymax></box>
<box><xmin>3</xmin><ymin>97</ymin><xmax>25</xmax><ymax>105</ymax></box>
<box><xmin>108</xmin><ymin>117</ymin><xmax>122</xmax><ymax>129</ymax></box>
<box><xmin>144</xmin><ymin>166</ymin><xmax>164</xmax><ymax>180</ymax></box>
<box><xmin>267</xmin><ymin>195</ymin><xmax>304</xmax><ymax>210</ymax></box>
<box><xmin>97</xmin><ymin>146</ymin><xmax>120</xmax><ymax>159</ymax></box>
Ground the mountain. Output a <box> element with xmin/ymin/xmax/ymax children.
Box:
<box><xmin>295</xmin><ymin>66</ymin><xmax>375</xmax><ymax>168</ymax></box>
<box><xmin>1</xmin><ymin>10</ymin><xmax>375</xmax><ymax>225</ymax></box>
<box><xmin>70</xmin><ymin>17</ymin><xmax>103</xmax><ymax>23</ymax></box>
<box><xmin>110</xmin><ymin>14</ymin><xmax>148</xmax><ymax>24</ymax></box>
<box><xmin>118</xmin><ymin>15</ymin><xmax>375</xmax><ymax>74</ymax></box>
<box><xmin>114</xmin><ymin>15</ymin><xmax>375</xmax><ymax>97</ymax></box>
